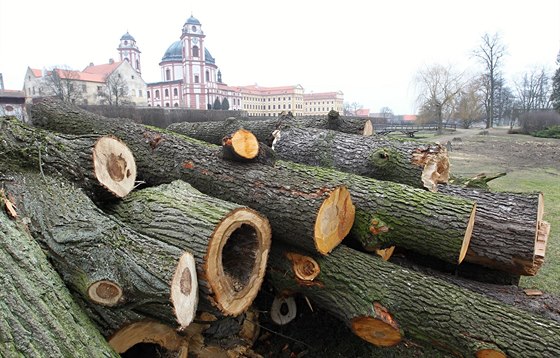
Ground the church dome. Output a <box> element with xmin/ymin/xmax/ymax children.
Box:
<box><xmin>205</xmin><ymin>48</ymin><xmax>215</xmax><ymax>65</ymax></box>
<box><xmin>120</xmin><ymin>32</ymin><xmax>135</xmax><ymax>41</ymax></box>
<box><xmin>185</xmin><ymin>15</ymin><xmax>201</xmax><ymax>26</ymax></box>
<box><xmin>161</xmin><ymin>41</ymin><xmax>183</xmax><ymax>62</ymax></box>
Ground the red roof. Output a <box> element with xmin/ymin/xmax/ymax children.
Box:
<box><xmin>355</xmin><ymin>108</ymin><xmax>370</xmax><ymax>117</ymax></box>
<box><xmin>82</xmin><ymin>61</ymin><xmax>121</xmax><ymax>75</ymax></box>
<box><xmin>303</xmin><ymin>92</ymin><xmax>341</xmax><ymax>100</ymax></box>
<box><xmin>402</xmin><ymin>115</ymin><xmax>417</xmax><ymax>121</ymax></box>
<box><xmin>28</xmin><ymin>62</ymin><xmax>120</xmax><ymax>83</ymax></box>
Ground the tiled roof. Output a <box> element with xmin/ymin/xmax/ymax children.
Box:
<box><xmin>82</xmin><ymin>61</ymin><xmax>121</xmax><ymax>75</ymax></box>
<box><xmin>0</xmin><ymin>89</ymin><xmax>25</xmax><ymax>98</ymax></box>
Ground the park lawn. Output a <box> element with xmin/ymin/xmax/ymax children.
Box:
<box><xmin>488</xmin><ymin>168</ymin><xmax>560</xmax><ymax>294</ymax></box>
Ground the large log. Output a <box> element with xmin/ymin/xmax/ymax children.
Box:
<box><xmin>0</xmin><ymin>199</ymin><xmax>119</xmax><ymax>358</ymax></box>
<box><xmin>30</xmin><ymin>99</ymin><xmax>356</xmax><ymax>256</ymax></box>
<box><xmin>0</xmin><ymin>116</ymin><xmax>136</xmax><ymax>202</ymax></box>
<box><xmin>438</xmin><ymin>184</ymin><xmax>548</xmax><ymax>275</ymax></box>
<box><xmin>1</xmin><ymin>171</ymin><xmax>198</xmax><ymax>329</ymax></box>
<box><xmin>107</xmin><ymin>180</ymin><xmax>272</xmax><ymax>316</ymax></box>
<box><xmin>272</xmin><ymin>127</ymin><xmax>449</xmax><ymax>191</ymax></box>
<box><xmin>30</xmin><ymin>99</ymin><xmax>476</xmax><ymax>263</ymax></box>
<box><xmin>167</xmin><ymin>111</ymin><xmax>371</xmax><ymax>146</ymax></box>
<box><xmin>267</xmin><ymin>243</ymin><xmax>560</xmax><ymax>357</ymax></box>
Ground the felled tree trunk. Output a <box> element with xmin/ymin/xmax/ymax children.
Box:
<box><xmin>30</xmin><ymin>98</ymin><xmax>476</xmax><ymax>263</ymax></box>
<box><xmin>167</xmin><ymin>111</ymin><xmax>371</xmax><ymax>146</ymax></box>
<box><xmin>0</xmin><ymin>202</ymin><xmax>119</xmax><ymax>358</ymax></box>
<box><xmin>0</xmin><ymin>116</ymin><xmax>136</xmax><ymax>202</ymax></box>
<box><xmin>221</xmin><ymin>129</ymin><xmax>261</xmax><ymax>162</ymax></box>
<box><xmin>438</xmin><ymin>185</ymin><xmax>548</xmax><ymax>275</ymax></box>
<box><xmin>272</xmin><ymin>127</ymin><xmax>449</xmax><ymax>191</ymax></box>
<box><xmin>108</xmin><ymin>180</ymin><xmax>272</xmax><ymax>316</ymax></box>
<box><xmin>267</xmin><ymin>243</ymin><xmax>560</xmax><ymax>357</ymax></box>
<box><xmin>2</xmin><ymin>171</ymin><xmax>198</xmax><ymax>329</ymax></box>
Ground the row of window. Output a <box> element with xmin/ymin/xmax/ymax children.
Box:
<box><xmin>147</xmin><ymin>88</ymin><xmax>179</xmax><ymax>99</ymax></box>
<box><xmin>244</xmin><ymin>104</ymin><xmax>293</xmax><ymax>110</ymax></box>
<box><xmin>242</xmin><ymin>96</ymin><xmax>296</xmax><ymax>102</ymax></box>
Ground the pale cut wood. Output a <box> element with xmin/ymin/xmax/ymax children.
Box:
<box><xmin>314</xmin><ymin>186</ymin><xmax>355</xmax><ymax>254</ymax></box>
<box><xmin>362</xmin><ymin>120</ymin><xmax>374</xmax><ymax>136</ymax></box>
<box><xmin>351</xmin><ymin>314</ymin><xmax>402</xmax><ymax>347</ymax></box>
<box><xmin>170</xmin><ymin>252</ymin><xmax>198</xmax><ymax>328</ymax></box>
<box><xmin>270</xmin><ymin>296</ymin><xmax>297</xmax><ymax>325</ymax></box>
<box><xmin>93</xmin><ymin>135</ymin><xmax>137</xmax><ymax>198</ymax></box>
<box><xmin>224</xmin><ymin>129</ymin><xmax>260</xmax><ymax>160</ymax></box>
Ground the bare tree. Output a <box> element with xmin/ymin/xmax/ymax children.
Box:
<box><xmin>513</xmin><ymin>67</ymin><xmax>552</xmax><ymax>112</ymax></box>
<box><xmin>454</xmin><ymin>77</ymin><xmax>484</xmax><ymax>129</ymax></box>
<box><xmin>551</xmin><ymin>50</ymin><xmax>560</xmax><ymax>112</ymax></box>
<box><xmin>415</xmin><ymin>64</ymin><xmax>464</xmax><ymax>132</ymax></box>
<box><xmin>473</xmin><ymin>32</ymin><xmax>507</xmax><ymax>128</ymax></box>
<box><xmin>379</xmin><ymin>106</ymin><xmax>394</xmax><ymax>121</ymax></box>
<box><xmin>99</xmin><ymin>72</ymin><xmax>130</xmax><ymax>106</ymax></box>
<box><xmin>343</xmin><ymin>102</ymin><xmax>362</xmax><ymax>116</ymax></box>
<box><xmin>43</xmin><ymin>66</ymin><xmax>84</xmax><ymax>104</ymax></box>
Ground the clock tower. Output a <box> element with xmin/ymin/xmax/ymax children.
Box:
<box><xmin>181</xmin><ymin>15</ymin><xmax>218</xmax><ymax>109</ymax></box>
<box><xmin>118</xmin><ymin>32</ymin><xmax>141</xmax><ymax>74</ymax></box>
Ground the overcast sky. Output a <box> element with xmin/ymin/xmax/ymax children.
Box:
<box><xmin>1</xmin><ymin>0</ymin><xmax>559</xmax><ymax>114</ymax></box>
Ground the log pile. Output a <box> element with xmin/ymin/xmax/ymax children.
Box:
<box><xmin>0</xmin><ymin>98</ymin><xmax>557</xmax><ymax>357</ymax></box>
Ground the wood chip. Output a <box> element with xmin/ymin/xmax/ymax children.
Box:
<box><xmin>1</xmin><ymin>189</ymin><xmax>17</xmax><ymax>219</ymax></box>
<box><xmin>523</xmin><ymin>289</ymin><xmax>543</xmax><ymax>296</ymax></box>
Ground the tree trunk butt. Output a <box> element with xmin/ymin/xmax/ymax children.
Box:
<box><xmin>222</xmin><ymin>129</ymin><xmax>260</xmax><ymax>161</ymax></box>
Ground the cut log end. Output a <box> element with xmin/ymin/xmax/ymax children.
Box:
<box><xmin>223</xmin><ymin>129</ymin><xmax>260</xmax><ymax>160</ymax></box>
<box><xmin>206</xmin><ymin>207</ymin><xmax>272</xmax><ymax>316</ymax></box>
<box><xmin>171</xmin><ymin>251</ymin><xmax>199</xmax><ymax>328</ymax></box>
<box><xmin>92</xmin><ymin>136</ymin><xmax>137</xmax><ymax>198</ymax></box>
<box><xmin>87</xmin><ymin>280</ymin><xmax>123</xmax><ymax>307</ymax></box>
<box><xmin>362</xmin><ymin>120</ymin><xmax>374</xmax><ymax>136</ymax></box>
<box><xmin>459</xmin><ymin>203</ymin><xmax>477</xmax><ymax>264</ymax></box>
<box><xmin>531</xmin><ymin>220</ymin><xmax>550</xmax><ymax>275</ymax></box>
<box><xmin>475</xmin><ymin>349</ymin><xmax>507</xmax><ymax>358</ymax></box>
<box><xmin>108</xmin><ymin>321</ymin><xmax>187</xmax><ymax>355</ymax></box>
<box><xmin>314</xmin><ymin>186</ymin><xmax>355</xmax><ymax>255</ymax></box>
<box><xmin>286</xmin><ymin>252</ymin><xmax>320</xmax><ymax>281</ymax></box>
<box><xmin>350</xmin><ymin>316</ymin><xmax>402</xmax><ymax>347</ymax></box>
<box><xmin>270</xmin><ymin>295</ymin><xmax>297</xmax><ymax>325</ymax></box>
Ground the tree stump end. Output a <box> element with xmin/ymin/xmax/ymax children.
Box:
<box><xmin>92</xmin><ymin>136</ymin><xmax>136</xmax><ymax>198</ymax></box>
<box><xmin>314</xmin><ymin>186</ymin><xmax>355</xmax><ymax>255</ymax></box>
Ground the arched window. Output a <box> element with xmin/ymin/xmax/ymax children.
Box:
<box><xmin>136</xmin><ymin>60</ymin><xmax>140</xmax><ymax>70</ymax></box>
<box><xmin>174</xmin><ymin>103</ymin><xmax>179</xmax><ymax>107</ymax></box>
<box><xmin>147</xmin><ymin>91</ymin><xmax>151</xmax><ymax>99</ymax></box>
<box><xmin>165</xmin><ymin>103</ymin><xmax>170</xmax><ymax>107</ymax></box>
<box><xmin>192</xmin><ymin>46</ymin><xmax>199</xmax><ymax>57</ymax></box>
<box><xmin>165</xmin><ymin>89</ymin><xmax>169</xmax><ymax>97</ymax></box>
<box><xmin>166</xmin><ymin>69</ymin><xmax>171</xmax><ymax>81</ymax></box>
<box><xmin>173</xmin><ymin>88</ymin><xmax>178</xmax><ymax>97</ymax></box>
<box><xmin>155</xmin><ymin>90</ymin><xmax>160</xmax><ymax>98</ymax></box>
<box><xmin>194</xmin><ymin>75</ymin><xmax>199</xmax><ymax>83</ymax></box>
<box><xmin>205</xmin><ymin>70</ymin><xmax>209</xmax><ymax>82</ymax></box>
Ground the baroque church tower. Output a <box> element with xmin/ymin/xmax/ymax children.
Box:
<box><xmin>180</xmin><ymin>16</ymin><xmax>218</xmax><ymax>109</ymax></box>
<box><xmin>118</xmin><ymin>32</ymin><xmax>142</xmax><ymax>74</ymax></box>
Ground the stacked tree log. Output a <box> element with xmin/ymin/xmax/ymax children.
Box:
<box><xmin>0</xmin><ymin>98</ymin><xmax>557</xmax><ymax>357</ymax></box>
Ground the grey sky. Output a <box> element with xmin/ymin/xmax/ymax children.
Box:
<box><xmin>1</xmin><ymin>0</ymin><xmax>558</xmax><ymax>114</ymax></box>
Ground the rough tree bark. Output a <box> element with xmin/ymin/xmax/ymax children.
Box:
<box><xmin>167</xmin><ymin>111</ymin><xmax>371</xmax><ymax>146</ymax></box>
<box><xmin>0</xmin><ymin>202</ymin><xmax>119</xmax><ymax>358</ymax></box>
<box><xmin>267</xmin><ymin>243</ymin><xmax>560</xmax><ymax>357</ymax></box>
<box><xmin>30</xmin><ymin>99</ymin><xmax>476</xmax><ymax>264</ymax></box>
<box><xmin>1</xmin><ymin>171</ymin><xmax>198</xmax><ymax>329</ymax></box>
<box><xmin>272</xmin><ymin>127</ymin><xmax>450</xmax><ymax>191</ymax></box>
<box><xmin>0</xmin><ymin>116</ymin><xmax>136</xmax><ymax>202</ymax></box>
<box><xmin>107</xmin><ymin>180</ymin><xmax>272</xmax><ymax>316</ymax></box>
<box><xmin>438</xmin><ymin>185</ymin><xmax>548</xmax><ymax>275</ymax></box>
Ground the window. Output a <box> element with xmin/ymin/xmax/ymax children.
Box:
<box><xmin>147</xmin><ymin>91</ymin><xmax>150</xmax><ymax>98</ymax></box>
<box><xmin>192</xmin><ymin>46</ymin><xmax>199</xmax><ymax>57</ymax></box>
<box><xmin>174</xmin><ymin>103</ymin><xmax>179</xmax><ymax>107</ymax></box>
<box><xmin>155</xmin><ymin>90</ymin><xmax>160</xmax><ymax>98</ymax></box>
<box><xmin>166</xmin><ymin>69</ymin><xmax>171</xmax><ymax>81</ymax></box>
<box><xmin>173</xmin><ymin>88</ymin><xmax>178</xmax><ymax>97</ymax></box>
<box><xmin>139</xmin><ymin>90</ymin><xmax>143</xmax><ymax>97</ymax></box>
<box><xmin>165</xmin><ymin>89</ymin><xmax>169</xmax><ymax>97</ymax></box>
<box><xmin>194</xmin><ymin>75</ymin><xmax>199</xmax><ymax>83</ymax></box>
<box><xmin>82</xmin><ymin>84</ymin><xmax>87</xmax><ymax>92</ymax></box>
<box><xmin>131</xmin><ymin>75</ymin><xmax>135</xmax><ymax>79</ymax></box>
<box><xmin>165</xmin><ymin>103</ymin><xmax>170</xmax><ymax>107</ymax></box>
<box><xmin>132</xmin><ymin>89</ymin><xmax>136</xmax><ymax>97</ymax></box>
<box><xmin>136</xmin><ymin>60</ymin><xmax>140</xmax><ymax>70</ymax></box>
<box><xmin>205</xmin><ymin>71</ymin><xmax>209</xmax><ymax>82</ymax></box>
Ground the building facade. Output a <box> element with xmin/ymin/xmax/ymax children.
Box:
<box><xmin>146</xmin><ymin>15</ymin><xmax>342</xmax><ymax>116</ymax></box>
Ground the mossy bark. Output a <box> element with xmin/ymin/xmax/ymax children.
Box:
<box><xmin>0</xmin><ymin>116</ymin><xmax>132</xmax><ymax>203</ymax></box>
<box><xmin>273</xmin><ymin>127</ymin><xmax>449</xmax><ymax>190</ymax></box>
<box><xmin>30</xmin><ymin>98</ymin><xmax>475</xmax><ymax>263</ymax></box>
<box><xmin>1</xmin><ymin>171</ymin><xmax>192</xmax><ymax>329</ymax></box>
<box><xmin>438</xmin><ymin>184</ymin><xmax>544</xmax><ymax>275</ymax></box>
<box><xmin>167</xmin><ymin>113</ymin><xmax>370</xmax><ymax>146</ymax></box>
<box><xmin>107</xmin><ymin>180</ymin><xmax>271</xmax><ymax>316</ymax></box>
<box><xmin>267</xmin><ymin>243</ymin><xmax>560</xmax><ymax>357</ymax></box>
<box><xmin>0</xmin><ymin>205</ymin><xmax>118</xmax><ymax>357</ymax></box>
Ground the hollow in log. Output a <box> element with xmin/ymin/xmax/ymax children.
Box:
<box><xmin>108</xmin><ymin>180</ymin><xmax>271</xmax><ymax>316</ymax></box>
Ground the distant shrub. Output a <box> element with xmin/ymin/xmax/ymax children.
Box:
<box><xmin>518</xmin><ymin>111</ymin><xmax>560</xmax><ymax>133</ymax></box>
<box><xmin>532</xmin><ymin>125</ymin><xmax>560</xmax><ymax>139</ymax></box>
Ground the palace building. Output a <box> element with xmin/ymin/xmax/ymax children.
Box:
<box><xmin>146</xmin><ymin>15</ymin><xmax>343</xmax><ymax>116</ymax></box>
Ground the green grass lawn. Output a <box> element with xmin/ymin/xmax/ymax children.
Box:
<box><xmin>422</xmin><ymin>130</ymin><xmax>560</xmax><ymax>295</ymax></box>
